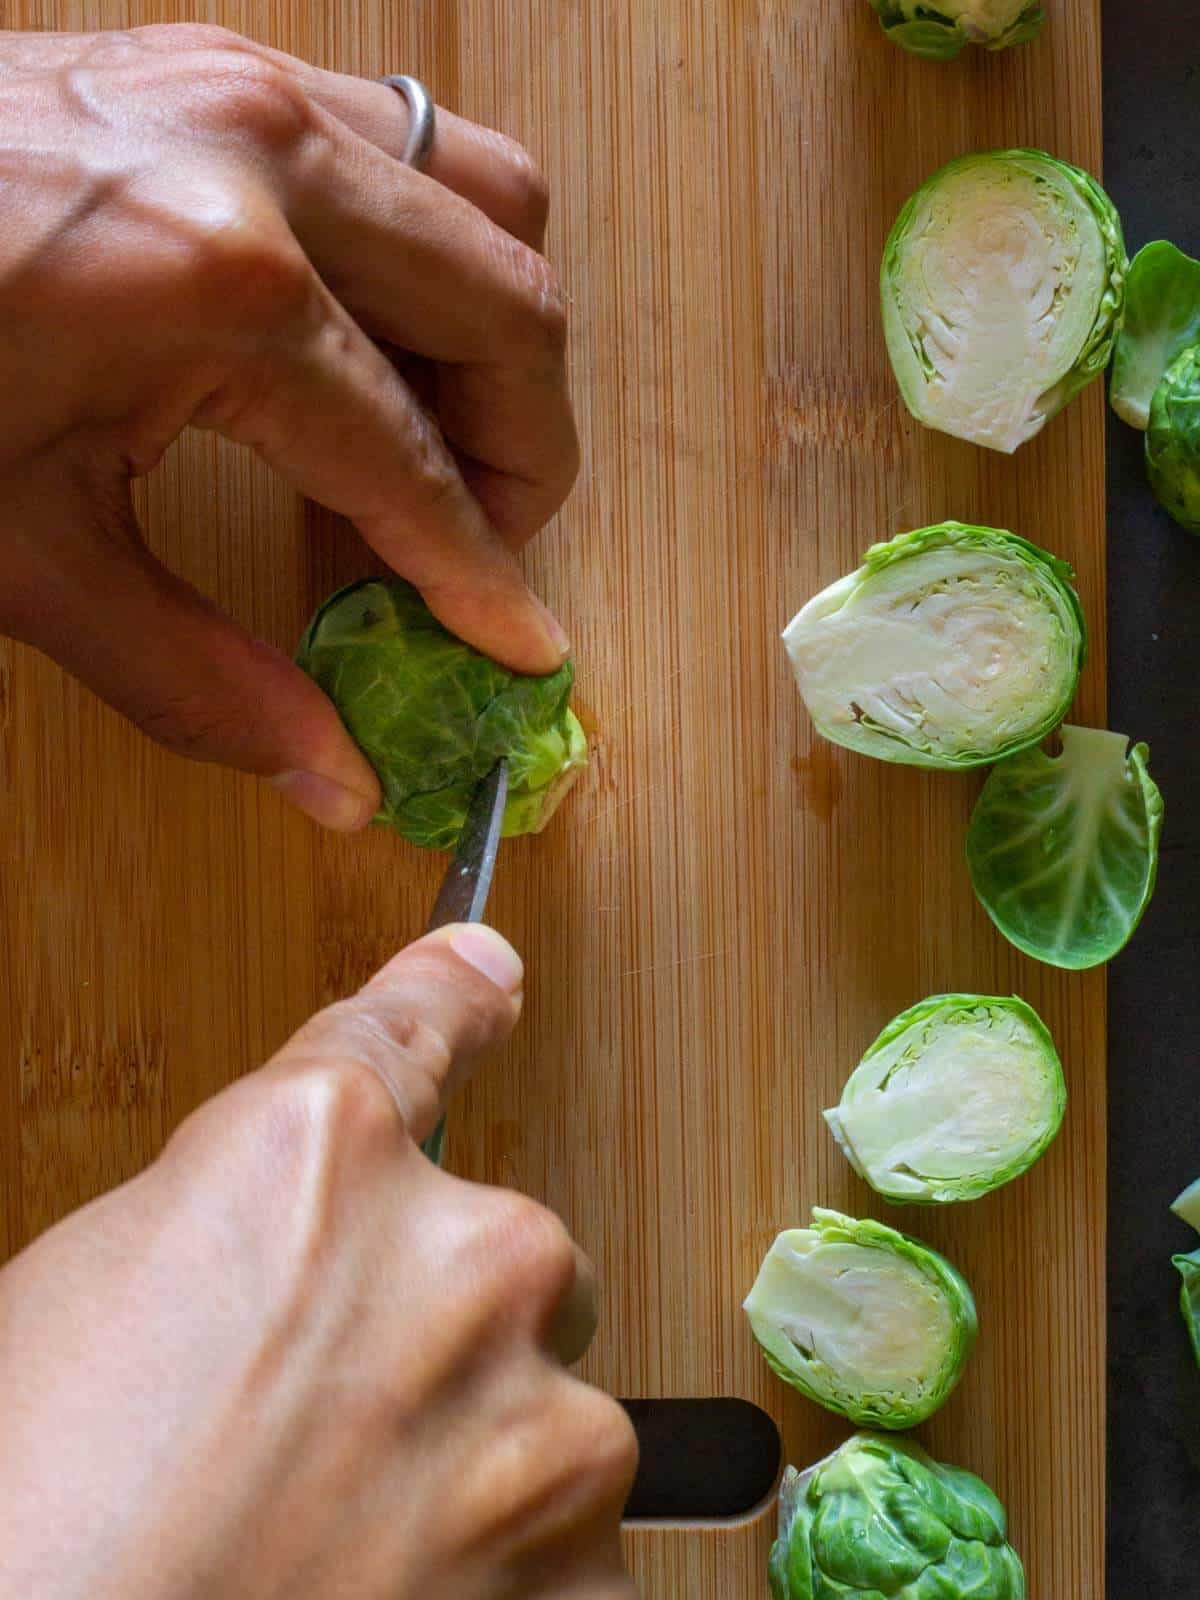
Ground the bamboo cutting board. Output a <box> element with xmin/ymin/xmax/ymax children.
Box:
<box><xmin>0</xmin><ymin>1</ymin><xmax>1107</xmax><ymax>1594</ymax></box>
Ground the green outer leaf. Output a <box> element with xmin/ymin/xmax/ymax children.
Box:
<box><xmin>966</xmin><ymin>726</ymin><xmax>1164</xmax><ymax>971</ymax></box>
<box><xmin>784</xmin><ymin>522</ymin><xmax>1086</xmax><ymax>771</ymax></box>
<box><xmin>745</xmin><ymin>1209</ymin><xmax>978</xmax><ymax>1429</ymax></box>
<box><xmin>881</xmin><ymin>149</ymin><xmax>1126</xmax><ymax>449</ymax></box>
<box><xmin>826</xmin><ymin>992</ymin><xmax>1067</xmax><ymax>1203</ymax></box>
<box><xmin>1171</xmin><ymin>1177</ymin><xmax>1200</xmax><ymax>1235</ymax></box>
<box><xmin>770</xmin><ymin>1435</ymin><xmax>1027</xmax><ymax>1600</ymax></box>
<box><xmin>1173</xmin><ymin>1250</ymin><xmax>1200</xmax><ymax>1370</ymax></box>
<box><xmin>868</xmin><ymin>0</ymin><xmax>1044</xmax><ymax>56</ymax></box>
<box><xmin>296</xmin><ymin>579</ymin><xmax>587</xmax><ymax>850</ymax></box>
<box><xmin>1111</xmin><ymin>241</ymin><xmax>1200</xmax><ymax>429</ymax></box>
<box><xmin>1146</xmin><ymin>344</ymin><xmax>1200</xmax><ymax>534</ymax></box>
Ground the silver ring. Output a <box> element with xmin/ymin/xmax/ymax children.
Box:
<box><xmin>381</xmin><ymin>74</ymin><xmax>436</xmax><ymax>171</ymax></box>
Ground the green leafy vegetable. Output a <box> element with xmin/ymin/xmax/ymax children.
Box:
<box><xmin>882</xmin><ymin>149</ymin><xmax>1126</xmax><ymax>452</ymax></box>
<box><xmin>1173</xmin><ymin>1251</ymin><xmax>1200</xmax><ymax>1370</ymax></box>
<box><xmin>783</xmin><ymin>522</ymin><xmax>1085</xmax><ymax>770</ymax></box>
<box><xmin>1110</xmin><ymin>241</ymin><xmax>1200</xmax><ymax>429</ymax></box>
<box><xmin>826</xmin><ymin>994</ymin><xmax>1066</xmax><ymax>1204</ymax></box>
<box><xmin>769</xmin><ymin>1434</ymin><xmax>1027</xmax><ymax>1600</ymax></box>
<box><xmin>967</xmin><ymin>726</ymin><xmax>1163</xmax><ymax>970</ymax></box>
<box><xmin>296</xmin><ymin>579</ymin><xmax>587</xmax><ymax>850</ymax></box>
<box><xmin>869</xmin><ymin>0</ymin><xmax>1044</xmax><ymax>59</ymax></box>
<box><xmin>1146</xmin><ymin>345</ymin><xmax>1200</xmax><ymax>533</ymax></box>
<box><xmin>744</xmin><ymin>1209</ymin><xmax>977</xmax><ymax>1429</ymax></box>
<box><xmin>1171</xmin><ymin>1177</ymin><xmax>1200</xmax><ymax>1234</ymax></box>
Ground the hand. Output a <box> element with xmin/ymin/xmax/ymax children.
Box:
<box><xmin>0</xmin><ymin>26</ymin><xmax>579</xmax><ymax>829</ymax></box>
<box><xmin>0</xmin><ymin>926</ymin><xmax>637</xmax><ymax>1599</ymax></box>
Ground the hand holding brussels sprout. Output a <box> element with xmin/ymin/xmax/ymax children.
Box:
<box><xmin>0</xmin><ymin>26</ymin><xmax>576</xmax><ymax>831</ymax></box>
<box><xmin>869</xmin><ymin>0</ymin><xmax>1044</xmax><ymax>60</ymax></box>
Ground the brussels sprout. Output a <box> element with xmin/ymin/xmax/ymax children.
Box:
<box><xmin>1173</xmin><ymin>1251</ymin><xmax>1200</xmax><ymax>1370</ymax></box>
<box><xmin>868</xmin><ymin>0</ymin><xmax>1044</xmax><ymax>60</ymax></box>
<box><xmin>1146</xmin><ymin>345</ymin><xmax>1200</xmax><ymax>533</ymax></box>
<box><xmin>769</xmin><ymin>1434</ymin><xmax>1027</xmax><ymax>1600</ymax></box>
<box><xmin>1171</xmin><ymin>1177</ymin><xmax>1200</xmax><ymax>1234</ymax></box>
<box><xmin>782</xmin><ymin>522</ymin><xmax>1085</xmax><ymax>770</ymax></box>
<box><xmin>1110</xmin><ymin>241</ymin><xmax>1200</xmax><ymax>429</ymax></box>
<box><xmin>296</xmin><ymin>579</ymin><xmax>587</xmax><ymax>850</ymax></box>
<box><xmin>744</xmin><ymin>1209</ymin><xmax>977</xmax><ymax>1429</ymax></box>
<box><xmin>967</xmin><ymin>727</ymin><xmax>1163</xmax><ymax>970</ymax></box>
<box><xmin>825</xmin><ymin>994</ymin><xmax>1066</xmax><ymax>1204</ymax></box>
<box><xmin>882</xmin><ymin>150</ymin><xmax>1126</xmax><ymax>453</ymax></box>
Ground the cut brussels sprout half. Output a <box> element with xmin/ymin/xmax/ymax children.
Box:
<box><xmin>882</xmin><ymin>149</ymin><xmax>1126</xmax><ymax>452</ymax></box>
<box><xmin>1173</xmin><ymin>1251</ymin><xmax>1200</xmax><ymax>1371</ymax></box>
<box><xmin>967</xmin><ymin>727</ymin><xmax>1163</xmax><ymax>970</ymax></box>
<box><xmin>769</xmin><ymin>1434</ymin><xmax>1027</xmax><ymax>1600</ymax></box>
<box><xmin>826</xmin><ymin>994</ymin><xmax>1066</xmax><ymax>1204</ymax></box>
<box><xmin>1146</xmin><ymin>345</ymin><xmax>1200</xmax><ymax>534</ymax></box>
<box><xmin>868</xmin><ymin>0</ymin><xmax>1044</xmax><ymax>60</ymax></box>
<box><xmin>783</xmin><ymin>523</ymin><xmax>1085</xmax><ymax>770</ymax></box>
<box><xmin>744</xmin><ymin>1209</ymin><xmax>977</xmax><ymax>1429</ymax></box>
<box><xmin>1171</xmin><ymin>1178</ymin><xmax>1200</xmax><ymax>1234</ymax></box>
<box><xmin>296</xmin><ymin>579</ymin><xmax>587</xmax><ymax>850</ymax></box>
<box><xmin>1110</xmin><ymin>241</ymin><xmax>1200</xmax><ymax>430</ymax></box>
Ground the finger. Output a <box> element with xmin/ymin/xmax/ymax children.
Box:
<box><xmin>277</xmin><ymin>924</ymin><xmax>524</xmax><ymax>1144</ymax></box>
<box><xmin>548</xmin><ymin>1244</ymin><xmax>600</xmax><ymax>1368</ymax></box>
<box><xmin>1</xmin><ymin>459</ymin><xmax>381</xmax><ymax>831</ymax></box>
<box><xmin>195</xmin><ymin>257</ymin><xmax>570</xmax><ymax>671</ymax></box>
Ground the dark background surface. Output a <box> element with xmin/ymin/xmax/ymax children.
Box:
<box><xmin>1103</xmin><ymin>7</ymin><xmax>1200</xmax><ymax>1594</ymax></box>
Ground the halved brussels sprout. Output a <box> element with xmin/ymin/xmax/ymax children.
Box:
<box><xmin>783</xmin><ymin>523</ymin><xmax>1085</xmax><ymax>770</ymax></box>
<box><xmin>1172</xmin><ymin>1177</ymin><xmax>1200</xmax><ymax>1234</ymax></box>
<box><xmin>296</xmin><ymin>579</ymin><xmax>587</xmax><ymax>850</ymax></box>
<box><xmin>1110</xmin><ymin>241</ymin><xmax>1200</xmax><ymax>430</ymax></box>
<box><xmin>769</xmin><ymin>1435</ymin><xmax>1027</xmax><ymax>1600</ymax></box>
<box><xmin>1173</xmin><ymin>1251</ymin><xmax>1200</xmax><ymax>1370</ymax></box>
<box><xmin>744</xmin><ymin>1209</ymin><xmax>977</xmax><ymax>1429</ymax></box>
<box><xmin>869</xmin><ymin>0</ymin><xmax>1044</xmax><ymax>60</ymax></box>
<box><xmin>967</xmin><ymin>727</ymin><xmax>1163</xmax><ymax>970</ymax></box>
<box><xmin>882</xmin><ymin>150</ymin><xmax>1126</xmax><ymax>452</ymax></box>
<box><xmin>1146</xmin><ymin>345</ymin><xmax>1200</xmax><ymax>533</ymax></box>
<box><xmin>825</xmin><ymin>994</ymin><xmax>1066</xmax><ymax>1204</ymax></box>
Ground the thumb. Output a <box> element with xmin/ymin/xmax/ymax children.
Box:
<box><xmin>2</xmin><ymin>459</ymin><xmax>380</xmax><ymax>830</ymax></box>
<box><xmin>272</xmin><ymin>924</ymin><xmax>524</xmax><ymax>1144</ymax></box>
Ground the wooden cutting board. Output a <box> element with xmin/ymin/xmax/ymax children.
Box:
<box><xmin>0</xmin><ymin>1</ymin><xmax>1106</xmax><ymax>1593</ymax></box>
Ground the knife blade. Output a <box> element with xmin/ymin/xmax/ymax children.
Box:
<box><xmin>421</xmin><ymin>758</ymin><xmax>509</xmax><ymax>1165</ymax></box>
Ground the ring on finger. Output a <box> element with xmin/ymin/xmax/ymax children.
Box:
<box><xmin>380</xmin><ymin>74</ymin><xmax>437</xmax><ymax>171</ymax></box>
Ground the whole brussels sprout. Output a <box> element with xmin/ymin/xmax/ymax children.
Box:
<box><xmin>869</xmin><ymin>0</ymin><xmax>1044</xmax><ymax>60</ymax></box>
<box><xmin>1146</xmin><ymin>345</ymin><xmax>1200</xmax><ymax>533</ymax></box>
<box><xmin>297</xmin><ymin>579</ymin><xmax>587</xmax><ymax>850</ymax></box>
<box><xmin>769</xmin><ymin>1434</ymin><xmax>1027</xmax><ymax>1600</ymax></box>
<box><xmin>1173</xmin><ymin>1251</ymin><xmax>1200</xmax><ymax>1370</ymax></box>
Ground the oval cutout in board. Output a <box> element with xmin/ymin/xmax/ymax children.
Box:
<box><xmin>619</xmin><ymin>1397</ymin><xmax>782</xmax><ymax>1522</ymax></box>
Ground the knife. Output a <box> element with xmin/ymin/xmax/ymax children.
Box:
<box><xmin>421</xmin><ymin>758</ymin><xmax>509</xmax><ymax>1166</ymax></box>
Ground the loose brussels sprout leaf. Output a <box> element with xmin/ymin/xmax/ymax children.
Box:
<box><xmin>744</xmin><ymin>1209</ymin><xmax>977</xmax><ymax>1429</ymax></box>
<box><xmin>869</xmin><ymin>0</ymin><xmax>1044</xmax><ymax>60</ymax></box>
<box><xmin>967</xmin><ymin>727</ymin><xmax>1163</xmax><ymax>970</ymax></box>
<box><xmin>826</xmin><ymin>994</ymin><xmax>1066</xmax><ymax>1204</ymax></box>
<box><xmin>296</xmin><ymin>580</ymin><xmax>587</xmax><ymax>850</ymax></box>
<box><xmin>1146</xmin><ymin>345</ymin><xmax>1200</xmax><ymax>534</ymax></box>
<box><xmin>1173</xmin><ymin>1250</ymin><xmax>1200</xmax><ymax>1370</ymax></box>
<box><xmin>1171</xmin><ymin>1178</ymin><xmax>1200</xmax><ymax>1235</ymax></box>
<box><xmin>882</xmin><ymin>150</ymin><xmax>1126</xmax><ymax>452</ymax></box>
<box><xmin>783</xmin><ymin>523</ymin><xmax>1085</xmax><ymax>770</ymax></box>
<box><xmin>1110</xmin><ymin>241</ymin><xmax>1200</xmax><ymax>429</ymax></box>
<box><xmin>769</xmin><ymin>1434</ymin><xmax>1027</xmax><ymax>1600</ymax></box>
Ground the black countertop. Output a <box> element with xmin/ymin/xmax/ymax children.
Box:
<box><xmin>1104</xmin><ymin>7</ymin><xmax>1200</xmax><ymax>1594</ymax></box>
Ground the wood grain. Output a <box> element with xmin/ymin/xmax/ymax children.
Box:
<box><xmin>0</xmin><ymin>1</ymin><xmax>1107</xmax><ymax>1594</ymax></box>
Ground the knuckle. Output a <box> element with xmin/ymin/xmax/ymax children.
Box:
<box><xmin>564</xmin><ymin>1383</ymin><xmax>641</xmax><ymax>1500</ymax></box>
<box><xmin>269</xmin><ymin>1056</ymin><xmax>401</xmax><ymax>1162</ymax></box>
<box><xmin>493</xmin><ymin>135</ymin><xmax>551</xmax><ymax>235</ymax></box>
<box><xmin>186</xmin><ymin>213</ymin><xmax>315</xmax><ymax>331</ymax></box>
<box><xmin>130</xmin><ymin>689</ymin><xmax>239</xmax><ymax>758</ymax></box>
<box><xmin>192</xmin><ymin>51</ymin><xmax>314</xmax><ymax>151</ymax></box>
<box><xmin>478</xmin><ymin>1191</ymin><xmax>578</xmax><ymax>1305</ymax></box>
<box><xmin>490</xmin><ymin>243</ymin><xmax>569</xmax><ymax>363</ymax></box>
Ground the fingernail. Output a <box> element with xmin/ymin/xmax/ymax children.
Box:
<box><xmin>530</xmin><ymin>593</ymin><xmax>571</xmax><ymax>662</ymax></box>
<box><xmin>447</xmin><ymin>924</ymin><xmax>524</xmax><ymax>996</ymax></box>
<box><xmin>271</xmin><ymin>771</ymin><xmax>377</xmax><ymax>832</ymax></box>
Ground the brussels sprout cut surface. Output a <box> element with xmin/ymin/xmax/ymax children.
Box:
<box><xmin>869</xmin><ymin>0</ymin><xmax>1044</xmax><ymax>60</ymax></box>
<box><xmin>769</xmin><ymin>1435</ymin><xmax>1027</xmax><ymax>1600</ymax></box>
<box><xmin>1172</xmin><ymin>1178</ymin><xmax>1200</xmax><ymax>1234</ymax></box>
<box><xmin>783</xmin><ymin>523</ymin><xmax>1085</xmax><ymax>770</ymax></box>
<box><xmin>296</xmin><ymin>580</ymin><xmax>587</xmax><ymax>850</ymax></box>
<box><xmin>1173</xmin><ymin>1251</ymin><xmax>1200</xmax><ymax>1370</ymax></box>
<box><xmin>1147</xmin><ymin>346</ymin><xmax>1200</xmax><ymax>533</ymax></box>
<box><xmin>744</xmin><ymin>1210</ymin><xmax>977</xmax><ymax>1429</ymax></box>
<box><xmin>882</xmin><ymin>150</ymin><xmax>1126</xmax><ymax>452</ymax></box>
<box><xmin>1110</xmin><ymin>241</ymin><xmax>1200</xmax><ymax>429</ymax></box>
<box><xmin>967</xmin><ymin>727</ymin><xmax>1163</xmax><ymax>970</ymax></box>
<box><xmin>826</xmin><ymin>994</ymin><xmax>1066</xmax><ymax>1204</ymax></box>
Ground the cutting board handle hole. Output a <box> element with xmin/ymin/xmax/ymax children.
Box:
<box><xmin>618</xmin><ymin>1397</ymin><xmax>782</xmax><ymax>1524</ymax></box>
